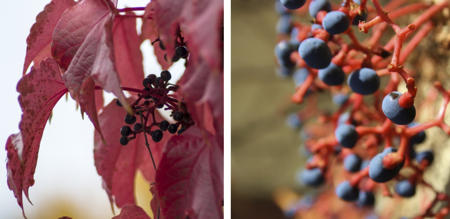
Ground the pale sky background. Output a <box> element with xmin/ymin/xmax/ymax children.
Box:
<box><xmin>0</xmin><ymin>0</ymin><xmax>185</xmax><ymax>218</ymax></box>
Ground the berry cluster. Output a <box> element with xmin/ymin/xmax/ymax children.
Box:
<box><xmin>275</xmin><ymin>0</ymin><xmax>450</xmax><ymax>218</ymax></box>
<box><xmin>119</xmin><ymin>70</ymin><xmax>194</xmax><ymax>146</ymax></box>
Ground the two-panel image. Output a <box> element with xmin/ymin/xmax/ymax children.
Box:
<box><xmin>1</xmin><ymin>0</ymin><xmax>449</xmax><ymax>218</ymax></box>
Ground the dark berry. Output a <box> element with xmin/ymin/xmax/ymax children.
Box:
<box><xmin>120</xmin><ymin>126</ymin><xmax>132</xmax><ymax>136</ymax></box>
<box><xmin>395</xmin><ymin>180</ymin><xmax>416</xmax><ymax>197</ymax></box>
<box><xmin>335</xmin><ymin>124</ymin><xmax>359</xmax><ymax>148</ymax></box>
<box><xmin>161</xmin><ymin>70</ymin><xmax>172</xmax><ymax>81</ymax></box>
<box><xmin>143</xmin><ymin>78</ymin><xmax>151</xmax><ymax>88</ymax></box>
<box><xmin>175</xmin><ymin>46</ymin><xmax>189</xmax><ymax>58</ymax></box>
<box><xmin>168</xmin><ymin>124</ymin><xmax>179</xmax><ymax>134</ymax></box>
<box><xmin>147</xmin><ymin>74</ymin><xmax>157</xmax><ymax>84</ymax></box>
<box><xmin>357</xmin><ymin>191</ymin><xmax>375</xmax><ymax>207</ymax></box>
<box><xmin>125</xmin><ymin>114</ymin><xmax>136</xmax><ymax>124</ymax></box>
<box><xmin>159</xmin><ymin>120</ymin><xmax>169</xmax><ymax>131</ymax></box>
<box><xmin>344</xmin><ymin>154</ymin><xmax>362</xmax><ymax>173</ymax></box>
<box><xmin>382</xmin><ymin>91</ymin><xmax>416</xmax><ymax>125</ymax></box>
<box><xmin>178</xmin><ymin>125</ymin><xmax>187</xmax><ymax>134</ymax></box>
<box><xmin>151</xmin><ymin>130</ymin><xmax>163</xmax><ymax>142</ymax></box>
<box><xmin>134</xmin><ymin>123</ymin><xmax>143</xmax><ymax>132</ymax></box>
<box><xmin>336</xmin><ymin>181</ymin><xmax>359</xmax><ymax>202</ymax></box>
<box><xmin>120</xmin><ymin>136</ymin><xmax>129</xmax><ymax>146</ymax></box>
<box><xmin>298</xmin><ymin>168</ymin><xmax>324</xmax><ymax>187</ymax></box>
<box><xmin>368</xmin><ymin>147</ymin><xmax>404</xmax><ymax>182</ymax></box>
<box><xmin>173</xmin><ymin>111</ymin><xmax>184</xmax><ymax>121</ymax></box>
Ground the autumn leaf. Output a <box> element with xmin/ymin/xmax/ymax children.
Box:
<box><xmin>23</xmin><ymin>0</ymin><xmax>75</xmax><ymax>74</ymax></box>
<box><xmin>155</xmin><ymin>126</ymin><xmax>223</xmax><ymax>219</ymax></box>
<box><xmin>113</xmin><ymin>204</ymin><xmax>150</xmax><ymax>219</ymax></box>
<box><xmin>6</xmin><ymin>59</ymin><xmax>67</xmax><ymax>214</ymax></box>
<box><xmin>94</xmin><ymin>99</ymin><xmax>169</xmax><ymax>208</ymax></box>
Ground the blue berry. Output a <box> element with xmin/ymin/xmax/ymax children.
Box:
<box><xmin>352</xmin><ymin>10</ymin><xmax>367</xmax><ymax>25</ymax></box>
<box><xmin>309</xmin><ymin>0</ymin><xmax>331</xmax><ymax>18</ymax></box>
<box><xmin>357</xmin><ymin>191</ymin><xmax>375</xmax><ymax>207</ymax></box>
<box><xmin>298</xmin><ymin>168</ymin><xmax>324</xmax><ymax>187</ymax></box>
<box><xmin>275</xmin><ymin>0</ymin><xmax>290</xmax><ymax>15</ymax></box>
<box><xmin>335</xmin><ymin>124</ymin><xmax>359</xmax><ymax>148</ymax></box>
<box><xmin>286</xmin><ymin>113</ymin><xmax>302</xmax><ymax>129</ymax></box>
<box><xmin>318</xmin><ymin>62</ymin><xmax>346</xmax><ymax>86</ymax></box>
<box><xmin>395</xmin><ymin>180</ymin><xmax>416</xmax><ymax>197</ymax></box>
<box><xmin>368</xmin><ymin>147</ymin><xmax>403</xmax><ymax>182</ymax></box>
<box><xmin>416</xmin><ymin>150</ymin><xmax>434</xmax><ymax>165</ymax></box>
<box><xmin>290</xmin><ymin>27</ymin><xmax>300</xmax><ymax>43</ymax></box>
<box><xmin>382</xmin><ymin>91</ymin><xmax>416</xmax><ymax>125</ymax></box>
<box><xmin>293</xmin><ymin>68</ymin><xmax>309</xmax><ymax>86</ymax></box>
<box><xmin>338</xmin><ymin>112</ymin><xmax>351</xmax><ymax>124</ymax></box>
<box><xmin>408</xmin><ymin>122</ymin><xmax>426</xmax><ymax>144</ymax></box>
<box><xmin>277</xmin><ymin>15</ymin><xmax>293</xmax><ymax>34</ymax></box>
<box><xmin>348</xmin><ymin>68</ymin><xmax>380</xmax><ymax>95</ymax></box>
<box><xmin>344</xmin><ymin>154</ymin><xmax>362</xmax><ymax>172</ymax></box>
<box><xmin>275</xmin><ymin>41</ymin><xmax>298</xmax><ymax>68</ymax></box>
<box><xmin>333</xmin><ymin>94</ymin><xmax>349</xmax><ymax>106</ymax></box>
<box><xmin>298</xmin><ymin>38</ymin><xmax>332</xmax><ymax>69</ymax></box>
<box><xmin>280</xmin><ymin>0</ymin><xmax>306</xmax><ymax>10</ymax></box>
<box><xmin>322</xmin><ymin>11</ymin><xmax>350</xmax><ymax>35</ymax></box>
<box><xmin>336</xmin><ymin>181</ymin><xmax>359</xmax><ymax>202</ymax></box>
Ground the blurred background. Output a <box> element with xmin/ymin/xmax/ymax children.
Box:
<box><xmin>232</xmin><ymin>0</ymin><xmax>450</xmax><ymax>218</ymax></box>
<box><xmin>0</xmin><ymin>0</ymin><xmax>185</xmax><ymax>218</ymax></box>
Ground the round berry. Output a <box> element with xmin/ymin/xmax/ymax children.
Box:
<box><xmin>336</xmin><ymin>181</ymin><xmax>359</xmax><ymax>202</ymax></box>
<box><xmin>277</xmin><ymin>15</ymin><xmax>293</xmax><ymax>35</ymax></box>
<box><xmin>335</xmin><ymin>124</ymin><xmax>359</xmax><ymax>148</ymax></box>
<box><xmin>318</xmin><ymin>62</ymin><xmax>345</xmax><ymax>86</ymax></box>
<box><xmin>159</xmin><ymin>120</ymin><xmax>169</xmax><ymax>131</ymax></box>
<box><xmin>120</xmin><ymin>136</ymin><xmax>129</xmax><ymax>146</ymax></box>
<box><xmin>344</xmin><ymin>154</ymin><xmax>362</xmax><ymax>173</ymax></box>
<box><xmin>280</xmin><ymin>0</ymin><xmax>306</xmax><ymax>10</ymax></box>
<box><xmin>175</xmin><ymin>46</ymin><xmax>189</xmax><ymax>59</ymax></box>
<box><xmin>348</xmin><ymin>68</ymin><xmax>380</xmax><ymax>95</ymax></box>
<box><xmin>133</xmin><ymin>123</ymin><xmax>143</xmax><ymax>132</ymax></box>
<box><xmin>173</xmin><ymin>111</ymin><xmax>184</xmax><ymax>121</ymax></box>
<box><xmin>337</xmin><ymin>112</ymin><xmax>351</xmax><ymax>124</ymax></box>
<box><xmin>275</xmin><ymin>0</ymin><xmax>290</xmax><ymax>15</ymax></box>
<box><xmin>368</xmin><ymin>147</ymin><xmax>403</xmax><ymax>182</ymax></box>
<box><xmin>309</xmin><ymin>0</ymin><xmax>331</xmax><ymax>18</ymax></box>
<box><xmin>382</xmin><ymin>91</ymin><xmax>416</xmax><ymax>125</ymax></box>
<box><xmin>322</xmin><ymin>11</ymin><xmax>350</xmax><ymax>35</ymax></box>
<box><xmin>151</xmin><ymin>130</ymin><xmax>163</xmax><ymax>142</ymax></box>
<box><xmin>408</xmin><ymin>123</ymin><xmax>426</xmax><ymax>145</ymax></box>
<box><xmin>124</xmin><ymin>114</ymin><xmax>137</xmax><ymax>124</ymax></box>
<box><xmin>120</xmin><ymin>126</ymin><xmax>132</xmax><ymax>136</ymax></box>
<box><xmin>299</xmin><ymin>38</ymin><xmax>332</xmax><ymax>69</ymax></box>
<box><xmin>416</xmin><ymin>150</ymin><xmax>434</xmax><ymax>165</ymax></box>
<box><xmin>275</xmin><ymin>41</ymin><xmax>298</xmax><ymax>68</ymax></box>
<box><xmin>161</xmin><ymin>70</ymin><xmax>171</xmax><ymax>81</ymax></box>
<box><xmin>395</xmin><ymin>180</ymin><xmax>416</xmax><ymax>197</ymax></box>
<box><xmin>147</xmin><ymin>74</ymin><xmax>156</xmax><ymax>84</ymax></box>
<box><xmin>357</xmin><ymin>191</ymin><xmax>375</xmax><ymax>207</ymax></box>
<box><xmin>168</xmin><ymin>123</ymin><xmax>179</xmax><ymax>134</ymax></box>
<box><xmin>298</xmin><ymin>168</ymin><xmax>324</xmax><ymax>187</ymax></box>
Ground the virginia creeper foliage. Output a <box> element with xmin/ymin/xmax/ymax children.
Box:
<box><xmin>275</xmin><ymin>0</ymin><xmax>450</xmax><ymax>218</ymax></box>
<box><xmin>6</xmin><ymin>0</ymin><xmax>223</xmax><ymax>218</ymax></box>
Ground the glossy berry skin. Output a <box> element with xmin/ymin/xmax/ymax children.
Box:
<box><xmin>280</xmin><ymin>0</ymin><xmax>306</xmax><ymax>10</ymax></box>
<box><xmin>159</xmin><ymin>120</ymin><xmax>169</xmax><ymax>131</ymax></box>
<box><xmin>416</xmin><ymin>150</ymin><xmax>434</xmax><ymax>165</ymax></box>
<box><xmin>318</xmin><ymin>62</ymin><xmax>345</xmax><ymax>86</ymax></box>
<box><xmin>369</xmin><ymin>147</ymin><xmax>404</xmax><ymax>182</ymax></box>
<box><xmin>173</xmin><ymin>111</ymin><xmax>184</xmax><ymax>121</ymax></box>
<box><xmin>336</xmin><ymin>181</ymin><xmax>359</xmax><ymax>202</ymax></box>
<box><xmin>124</xmin><ymin>114</ymin><xmax>136</xmax><ymax>124</ymax></box>
<box><xmin>120</xmin><ymin>126</ymin><xmax>132</xmax><ymax>136</ymax></box>
<box><xmin>357</xmin><ymin>191</ymin><xmax>375</xmax><ymax>207</ymax></box>
<box><xmin>322</xmin><ymin>11</ymin><xmax>350</xmax><ymax>35</ymax></box>
<box><xmin>277</xmin><ymin>15</ymin><xmax>293</xmax><ymax>34</ymax></box>
<box><xmin>335</xmin><ymin>124</ymin><xmax>359</xmax><ymax>148</ymax></box>
<box><xmin>408</xmin><ymin>123</ymin><xmax>426</xmax><ymax>145</ymax></box>
<box><xmin>168</xmin><ymin>123</ymin><xmax>179</xmax><ymax>134</ymax></box>
<box><xmin>382</xmin><ymin>91</ymin><xmax>416</xmax><ymax>125</ymax></box>
<box><xmin>344</xmin><ymin>154</ymin><xmax>362</xmax><ymax>173</ymax></box>
<box><xmin>151</xmin><ymin>130</ymin><xmax>163</xmax><ymax>142</ymax></box>
<box><xmin>309</xmin><ymin>0</ymin><xmax>331</xmax><ymax>18</ymax></box>
<box><xmin>161</xmin><ymin>70</ymin><xmax>171</xmax><ymax>81</ymax></box>
<box><xmin>120</xmin><ymin>136</ymin><xmax>128</xmax><ymax>146</ymax></box>
<box><xmin>299</xmin><ymin>168</ymin><xmax>324</xmax><ymax>187</ymax></box>
<box><xmin>175</xmin><ymin>46</ymin><xmax>189</xmax><ymax>59</ymax></box>
<box><xmin>348</xmin><ymin>68</ymin><xmax>380</xmax><ymax>95</ymax></box>
<box><xmin>299</xmin><ymin>38</ymin><xmax>332</xmax><ymax>69</ymax></box>
<box><xmin>395</xmin><ymin>180</ymin><xmax>416</xmax><ymax>197</ymax></box>
<box><xmin>275</xmin><ymin>41</ymin><xmax>297</xmax><ymax>68</ymax></box>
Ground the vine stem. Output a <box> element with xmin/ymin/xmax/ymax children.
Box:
<box><xmin>117</xmin><ymin>7</ymin><xmax>146</xmax><ymax>12</ymax></box>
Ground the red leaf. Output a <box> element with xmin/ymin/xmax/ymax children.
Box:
<box><xmin>141</xmin><ymin>3</ymin><xmax>172</xmax><ymax>70</ymax></box>
<box><xmin>23</xmin><ymin>0</ymin><xmax>75</xmax><ymax>74</ymax></box>
<box><xmin>52</xmin><ymin>0</ymin><xmax>130</xmax><ymax>112</ymax></box>
<box><xmin>113</xmin><ymin>204</ymin><xmax>150</xmax><ymax>219</ymax></box>
<box><xmin>94</xmin><ymin>100</ymin><xmax>169</xmax><ymax>208</ymax></box>
<box><xmin>6</xmin><ymin>59</ymin><xmax>67</xmax><ymax>213</ymax></box>
<box><xmin>151</xmin><ymin>0</ymin><xmax>223</xmax><ymax>69</ymax></box>
<box><xmin>113</xmin><ymin>15</ymin><xmax>145</xmax><ymax>89</ymax></box>
<box><xmin>95</xmin><ymin>89</ymin><xmax>104</xmax><ymax>112</ymax></box>
<box><xmin>155</xmin><ymin>126</ymin><xmax>223</xmax><ymax>219</ymax></box>
<box><xmin>79</xmin><ymin>77</ymin><xmax>103</xmax><ymax>138</ymax></box>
